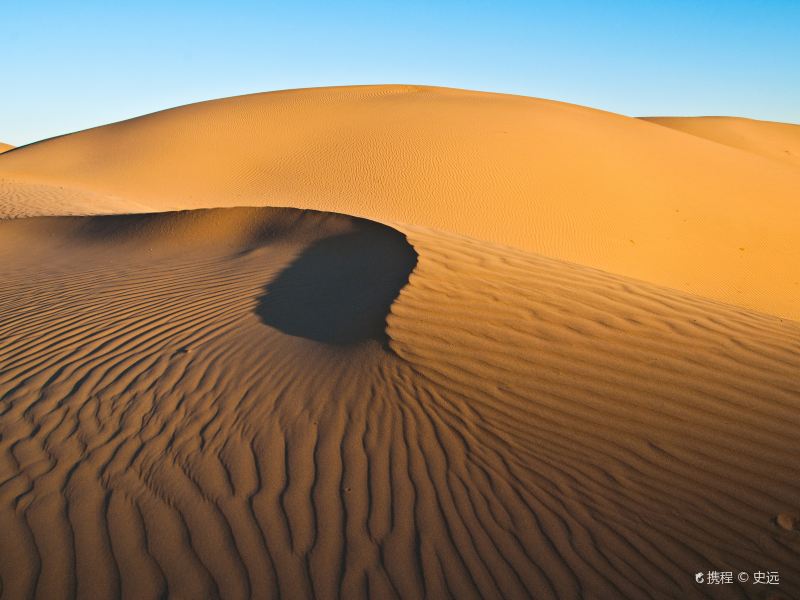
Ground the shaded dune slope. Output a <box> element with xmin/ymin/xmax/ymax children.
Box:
<box><xmin>1</xmin><ymin>85</ymin><xmax>799</xmax><ymax>318</ymax></box>
<box><xmin>257</xmin><ymin>228</ymin><xmax>417</xmax><ymax>346</ymax></box>
<box><xmin>1</xmin><ymin>207</ymin><xmax>799</xmax><ymax>599</ymax></box>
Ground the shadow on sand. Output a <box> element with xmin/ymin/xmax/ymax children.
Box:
<box><xmin>256</xmin><ymin>223</ymin><xmax>418</xmax><ymax>346</ymax></box>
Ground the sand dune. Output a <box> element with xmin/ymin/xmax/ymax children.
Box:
<box><xmin>1</xmin><ymin>86</ymin><xmax>799</xmax><ymax>318</ymax></box>
<box><xmin>2</xmin><ymin>207</ymin><xmax>798</xmax><ymax>599</ymax></box>
<box><xmin>642</xmin><ymin>116</ymin><xmax>800</xmax><ymax>168</ymax></box>
<box><xmin>2</xmin><ymin>86</ymin><xmax>800</xmax><ymax>599</ymax></box>
<box><xmin>0</xmin><ymin>177</ymin><xmax>153</xmax><ymax>219</ymax></box>
<box><xmin>0</xmin><ymin>142</ymin><xmax>13</xmax><ymax>154</ymax></box>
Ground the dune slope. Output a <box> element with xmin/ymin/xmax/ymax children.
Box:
<box><xmin>1</xmin><ymin>207</ymin><xmax>799</xmax><ymax>599</ymax></box>
<box><xmin>0</xmin><ymin>143</ymin><xmax>13</xmax><ymax>154</ymax></box>
<box><xmin>1</xmin><ymin>86</ymin><xmax>799</xmax><ymax>318</ymax></box>
<box><xmin>642</xmin><ymin>116</ymin><xmax>800</xmax><ymax>168</ymax></box>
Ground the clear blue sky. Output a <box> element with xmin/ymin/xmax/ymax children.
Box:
<box><xmin>3</xmin><ymin>1</ymin><xmax>799</xmax><ymax>146</ymax></box>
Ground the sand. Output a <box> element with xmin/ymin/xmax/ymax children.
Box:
<box><xmin>0</xmin><ymin>143</ymin><xmax>13</xmax><ymax>154</ymax></box>
<box><xmin>642</xmin><ymin>116</ymin><xmax>800</xmax><ymax>169</ymax></box>
<box><xmin>1</xmin><ymin>85</ymin><xmax>799</xmax><ymax>319</ymax></box>
<box><xmin>1</xmin><ymin>86</ymin><xmax>799</xmax><ymax>599</ymax></box>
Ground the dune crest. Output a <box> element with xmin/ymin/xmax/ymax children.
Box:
<box><xmin>642</xmin><ymin>116</ymin><xmax>800</xmax><ymax>168</ymax></box>
<box><xmin>1</xmin><ymin>85</ymin><xmax>799</xmax><ymax>318</ymax></box>
<box><xmin>1</xmin><ymin>207</ymin><xmax>799</xmax><ymax>598</ymax></box>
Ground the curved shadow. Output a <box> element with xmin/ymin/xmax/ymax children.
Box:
<box><xmin>256</xmin><ymin>222</ymin><xmax>418</xmax><ymax>346</ymax></box>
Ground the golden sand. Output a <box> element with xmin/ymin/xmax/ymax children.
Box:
<box><xmin>1</xmin><ymin>87</ymin><xmax>799</xmax><ymax>598</ymax></box>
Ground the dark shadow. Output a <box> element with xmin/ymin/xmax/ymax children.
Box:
<box><xmin>256</xmin><ymin>222</ymin><xmax>418</xmax><ymax>346</ymax></box>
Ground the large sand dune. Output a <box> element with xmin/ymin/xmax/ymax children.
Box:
<box><xmin>1</xmin><ymin>85</ymin><xmax>799</xmax><ymax>318</ymax></box>
<box><xmin>1</xmin><ymin>87</ymin><xmax>799</xmax><ymax>599</ymax></box>
<box><xmin>0</xmin><ymin>142</ymin><xmax>13</xmax><ymax>154</ymax></box>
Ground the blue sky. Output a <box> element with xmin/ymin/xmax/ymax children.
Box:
<box><xmin>2</xmin><ymin>1</ymin><xmax>799</xmax><ymax>145</ymax></box>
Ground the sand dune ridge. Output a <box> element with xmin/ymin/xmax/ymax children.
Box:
<box><xmin>2</xmin><ymin>85</ymin><xmax>799</xmax><ymax>318</ymax></box>
<box><xmin>1</xmin><ymin>206</ymin><xmax>799</xmax><ymax>598</ymax></box>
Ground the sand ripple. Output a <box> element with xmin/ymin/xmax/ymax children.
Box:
<box><xmin>1</xmin><ymin>208</ymin><xmax>798</xmax><ymax>598</ymax></box>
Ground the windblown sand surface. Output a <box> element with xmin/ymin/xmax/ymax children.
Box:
<box><xmin>642</xmin><ymin>116</ymin><xmax>800</xmax><ymax>169</ymax></box>
<box><xmin>1</xmin><ymin>85</ymin><xmax>799</xmax><ymax>318</ymax></box>
<box><xmin>1</xmin><ymin>86</ymin><xmax>799</xmax><ymax>599</ymax></box>
<box><xmin>0</xmin><ymin>143</ymin><xmax>13</xmax><ymax>154</ymax></box>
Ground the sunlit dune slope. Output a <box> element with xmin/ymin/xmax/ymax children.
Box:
<box><xmin>1</xmin><ymin>85</ymin><xmax>799</xmax><ymax>318</ymax></box>
<box><xmin>642</xmin><ymin>115</ymin><xmax>800</xmax><ymax>168</ymax></box>
<box><xmin>1</xmin><ymin>207</ymin><xmax>798</xmax><ymax>599</ymax></box>
<box><xmin>0</xmin><ymin>178</ymin><xmax>152</xmax><ymax>218</ymax></box>
<box><xmin>0</xmin><ymin>142</ymin><xmax>13</xmax><ymax>154</ymax></box>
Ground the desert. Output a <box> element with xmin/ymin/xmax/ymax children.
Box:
<box><xmin>1</xmin><ymin>84</ymin><xmax>799</xmax><ymax>599</ymax></box>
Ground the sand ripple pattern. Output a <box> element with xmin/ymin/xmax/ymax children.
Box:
<box><xmin>1</xmin><ymin>208</ymin><xmax>799</xmax><ymax>599</ymax></box>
